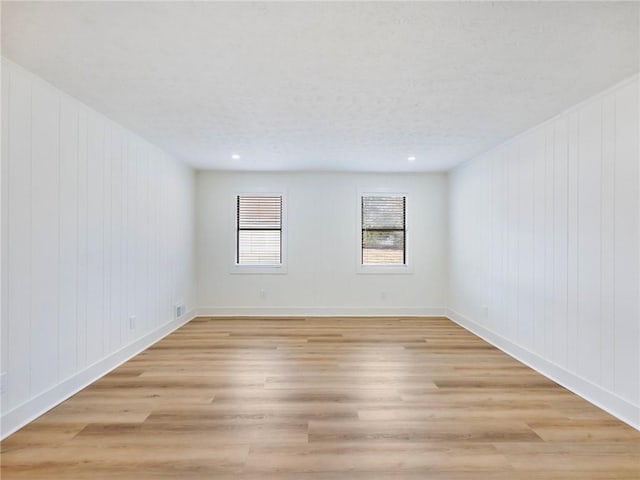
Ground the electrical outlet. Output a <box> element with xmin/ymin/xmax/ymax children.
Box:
<box><xmin>260</xmin><ymin>289</ymin><xmax>267</xmax><ymax>300</ymax></box>
<box><xmin>174</xmin><ymin>304</ymin><xmax>185</xmax><ymax>318</ymax></box>
<box><xmin>380</xmin><ymin>291</ymin><xmax>387</xmax><ymax>300</ymax></box>
<box><xmin>129</xmin><ymin>315</ymin><xmax>137</xmax><ymax>330</ymax></box>
<box><xmin>0</xmin><ymin>372</ymin><xmax>7</xmax><ymax>394</ymax></box>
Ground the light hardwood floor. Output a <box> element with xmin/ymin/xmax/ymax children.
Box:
<box><xmin>2</xmin><ymin>317</ymin><xmax>639</xmax><ymax>479</ymax></box>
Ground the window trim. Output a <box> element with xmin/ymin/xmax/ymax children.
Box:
<box><xmin>231</xmin><ymin>191</ymin><xmax>288</xmax><ymax>274</ymax></box>
<box><xmin>356</xmin><ymin>190</ymin><xmax>413</xmax><ymax>274</ymax></box>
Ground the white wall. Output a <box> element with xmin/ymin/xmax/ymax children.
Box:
<box><xmin>196</xmin><ymin>171</ymin><xmax>448</xmax><ymax>316</ymax></box>
<box><xmin>449</xmin><ymin>75</ymin><xmax>640</xmax><ymax>429</ymax></box>
<box><xmin>0</xmin><ymin>59</ymin><xmax>196</xmax><ymax>437</ymax></box>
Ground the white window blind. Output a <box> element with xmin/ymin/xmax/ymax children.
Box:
<box><xmin>361</xmin><ymin>195</ymin><xmax>406</xmax><ymax>265</ymax></box>
<box><xmin>236</xmin><ymin>195</ymin><xmax>282</xmax><ymax>265</ymax></box>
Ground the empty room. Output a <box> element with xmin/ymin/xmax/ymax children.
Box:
<box><xmin>1</xmin><ymin>1</ymin><xmax>639</xmax><ymax>478</ymax></box>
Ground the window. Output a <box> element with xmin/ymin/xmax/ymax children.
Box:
<box><xmin>236</xmin><ymin>195</ymin><xmax>282</xmax><ymax>265</ymax></box>
<box><xmin>361</xmin><ymin>195</ymin><xmax>406</xmax><ymax>265</ymax></box>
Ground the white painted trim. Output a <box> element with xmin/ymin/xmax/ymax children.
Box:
<box><xmin>196</xmin><ymin>306</ymin><xmax>447</xmax><ymax>317</ymax></box>
<box><xmin>356</xmin><ymin>189</ymin><xmax>413</xmax><ymax>274</ymax></box>
<box><xmin>231</xmin><ymin>191</ymin><xmax>288</xmax><ymax>274</ymax></box>
<box><xmin>0</xmin><ymin>310</ymin><xmax>198</xmax><ymax>440</ymax></box>
<box><xmin>2</xmin><ymin>306</ymin><xmax>637</xmax><ymax>439</ymax></box>
<box><xmin>447</xmin><ymin>308</ymin><xmax>640</xmax><ymax>431</ymax></box>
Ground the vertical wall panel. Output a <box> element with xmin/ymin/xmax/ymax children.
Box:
<box><xmin>552</xmin><ymin>116</ymin><xmax>569</xmax><ymax>368</ymax></box>
<box><xmin>76</xmin><ymin>106</ymin><xmax>88</xmax><ymax>370</ymax></box>
<box><xmin>449</xmin><ymin>75</ymin><xmax>640</xmax><ymax>426</ymax></box>
<box><xmin>489</xmin><ymin>151</ymin><xmax>502</xmax><ymax>333</ymax></box>
<box><xmin>138</xmin><ymin>146</ymin><xmax>149</xmax><ymax>332</ymax></box>
<box><xmin>149</xmin><ymin>151</ymin><xmax>161</xmax><ymax>327</ymax></box>
<box><xmin>6</xmin><ymin>66</ymin><xmax>32</xmax><ymax>410</ymax></box>
<box><xmin>29</xmin><ymin>79</ymin><xmax>60</xmax><ymax>395</ymax></box>
<box><xmin>125</xmin><ymin>138</ymin><xmax>137</xmax><ymax>345</ymax></box>
<box><xmin>613</xmin><ymin>81</ymin><xmax>639</xmax><ymax>402</ymax></box>
<box><xmin>532</xmin><ymin>128</ymin><xmax>546</xmax><ymax>354</ymax></box>
<box><xmin>518</xmin><ymin>131</ymin><xmax>536</xmax><ymax>350</ymax></box>
<box><xmin>159</xmin><ymin>156</ymin><xmax>171</xmax><ymax>325</ymax></box>
<box><xmin>102</xmin><ymin>122</ymin><xmax>112</xmax><ymax>355</ymax></box>
<box><xmin>480</xmin><ymin>156</ymin><xmax>491</xmax><ymax>328</ymax></box>
<box><xmin>1</xmin><ymin>64</ymin><xmax>10</xmax><ymax>410</ymax></box>
<box><xmin>119</xmin><ymin>132</ymin><xmax>129</xmax><ymax>346</ymax></box>
<box><xmin>566</xmin><ymin>111</ymin><xmax>580</xmax><ymax>373</ymax></box>
<box><xmin>86</xmin><ymin>114</ymin><xmax>105</xmax><ymax>365</ymax></box>
<box><xmin>543</xmin><ymin>124</ymin><xmax>555</xmax><ymax>360</ymax></box>
<box><xmin>58</xmin><ymin>96</ymin><xmax>79</xmax><ymax>380</ymax></box>
<box><xmin>499</xmin><ymin>148</ymin><xmax>509</xmax><ymax>336</ymax></box>
<box><xmin>600</xmin><ymin>94</ymin><xmax>616</xmax><ymax>391</ymax></box>
<box><xmin>109</xmin><ymin>126</ymin><xmax>123</xmax><ymax>351</ymax></box>
<box><xmin>506</xmin><ymin>143</ymin><xmax>519</xmax><ymax>341</ymax></box>
<box><xmin>576</xmin><ymin>100</ymin><xmax>602</xmax><ymax>384</ymax></box>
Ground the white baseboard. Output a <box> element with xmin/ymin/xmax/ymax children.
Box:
<box><xmin>446</xmin><ymin>308</ymin><xmax>640</xmax><ymax>431</ymax></box>
<box><xmin>195</xmin><ymin>306</ymin><xmax>448</xmax><ymax>317</ymax></box>
<box><xmin>4</xmin><ymin>307</ymin><xmax>637</xmax><ymax>438</ymax></box>
<box><xmin>0</xmin><ymin>310</ymin><xmax>197</xmax><ymax>440</ymax></box>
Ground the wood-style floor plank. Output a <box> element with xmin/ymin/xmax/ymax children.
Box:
<box><xmin>2</xmin><ymin>316</ymin><xmax>639</xmax><ymax>479</ymax></box>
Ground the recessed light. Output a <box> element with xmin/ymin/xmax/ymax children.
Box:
<box><xmin>408</xmin><ymin>156</ymin><xmax>416</xmax><ymax>162</ymax></box>
<box><xmin>231</xmin><ymin>154</ymin><xmax>241</xmax><ymax>160</ymax></box>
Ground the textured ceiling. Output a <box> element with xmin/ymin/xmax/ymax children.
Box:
<box><xmin>2</xmin><ymin>1</ymin><xmax>639</xmax><ymax>172</ymax></box>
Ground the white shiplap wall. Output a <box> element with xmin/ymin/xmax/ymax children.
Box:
<box><xmin>449</xmin><ymin>75</ymin><xmax>640</xmax><ymax>429</ymax></box>
<box><xmin>0</xmin><ymin>59</ymin><xmax>195</xmax><ymax>437</ymax></box>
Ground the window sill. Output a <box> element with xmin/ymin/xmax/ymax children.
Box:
<box><xmin>356</xmin><ymin>264</ymin><xmax>414</xmax><ymax>275</ymax></box>
<box><xmin>231</xmin><ymin>264</ymin><xmax>288</xmax><ymax>275</ymax></box>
